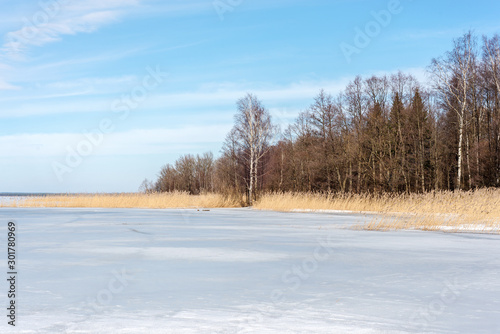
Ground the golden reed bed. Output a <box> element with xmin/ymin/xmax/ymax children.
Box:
<box><xmin>2</xmin><ymin>192</ymin><xmax>241</xmax><ymax>209</ymax></box>
<box><xmin>3</xmin><ymin>189</ymin><xmax>499</xmax><ymax>233</ymax></box>
<box><xmin>254</xmin><ymin>189</ymin><xmax>500</xmax><ymax>233</ymax></box>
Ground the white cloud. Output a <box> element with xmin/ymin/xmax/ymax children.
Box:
<box><xmin>0</xmin><ymin>78</ymin><xmax>20</xmax><ymax>90</ymax></box>
<box><xmin>0</xmin><ymin>125</ymin><xmax>231</xmax><ymax>158</ymax></box>
<box><xmin>0</xmin><ymin>68</ymin><xmax>431</xmax><ymax>118</ymax></box>
<box><xmin>0</xmin><ymin>62</ymin><xmax>19</xmax><ymax>90</ymax></box>
<box><xmin>0</xmin><ymin>98</ymin><xmax>110</xmax><ymax>117</ymax></box>
<box><xmin>392</xmin><ymin>25</ymin><xmax>500</xmax><ymax>43</ymax></box>
<box><xmin>147</xmin><ymin>78</ymin><xmax>352</xmax><ymax>109</ymax></box>
<box><xmin>64</xmin><ymin>0</ymin><xmax>140</xmax><ymax>11</ymax></box>
<box><xmin>0</xmin><ymin>78</ymin><xmax>351</xmax><ymax>117</ymax></box>
<box><xmin>41</xmin><ymin>75</ymin><xmax>138</xmax><ymax>91</ymax></box>
<box><xmin>369</xmin><ymin>67</ymin><xmax>430</xmax><ymax>86</ymax></box>
<box><xmin>2</xmin><ymin>0</ymin><xmax>142</xmax><ymax>58</ymax></box>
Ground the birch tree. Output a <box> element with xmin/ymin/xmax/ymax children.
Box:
<box><xmin>232</xmin><ymin>94</ymin><xmax>276</xmax><ymax>205</ymax></box>
<box><xmin>429</xmin><ymin>32</ymin><xmax>477</xmax><ymax>190</ymax></box>
<box><xmin>483</xmin><ymin>34</ymin><xmax>500</xmax><ymax>95</ymax></box>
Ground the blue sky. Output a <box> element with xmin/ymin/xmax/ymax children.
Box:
<box><xmin>0</xmin><ymin>0</ymin><xmax>499</xmax><ymax>193</ymax></box>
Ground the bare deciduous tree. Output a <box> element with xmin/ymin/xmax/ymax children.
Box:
<box><xmin>429</xmin><ymin>31</ymin><xmax>477</xmax><ymax>190</ymax></box>
<box><xmin>483</xmin><ymin>34</ymin><xmax>500</xmax><ymax>95</ymax></box>
<box><xmin>232</xmin><ymin>94</ymin><xmax>276</xmax><ymax>205</ymax></box>
<box><xmin>147</xmin><ymin>32</ymin><xmax>500</xmax><ymax>196</ymax></box>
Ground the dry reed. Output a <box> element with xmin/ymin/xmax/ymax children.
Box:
<box><xmin>254</xmin><ymin>189</ymin><xmax>500</xmax><ymax>233</ymax></box>
<box><xmin>2</xmin><ymin>192</ymin><xmax>242</xmax><ymax>209</ymax></box>
<box><xmin>3</xmin><ymin>189</ymin><xmax>499</xmax><ymax>233</ymax></box>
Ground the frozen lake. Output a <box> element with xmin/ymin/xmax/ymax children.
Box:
<box><xmin>0</xmin><ymin>208</ymin><xmax>499</xmax><ymax>333</ymax></box>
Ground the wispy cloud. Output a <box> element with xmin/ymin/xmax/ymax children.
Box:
<box><xmin>0</xmin><ymin>78</ymin><xmax>20</xmax><ymax>90</ymax></box>
<box><xmin>41</xmin><ymin>75</ymin><xmax>138</xmax><ymax>91</ymax></box>
<box><xmin>31</xmin><ymin>47</ymin><xmax>148</xmax><ymax>72</ymax></box>
<box><xmin>0</xmin><ymin>125</ymin><xmax>230</xmax><ymax>157</ymax></box>
<box><xmin>65</xmin><ymin>0</ymin><xmax>141</xmax><ymax>11</ymax></box>
<box><xmin>0</xmin><ymin>62</ymin><xmax>18</xmax><ymax>90</ymax></box>
<box><xmin>2</xmin><ymin>0</ymin><xmax>142</xmax><ymax>58</ymax></box>
<box><xmin>0</xmin><ymin>67</ymin><xmax>430</xmax><ymax>118</ymax></box>
<box><xmin>391</xmin><ymin>28</ymin><xmax>467</xmax><ymax>42</ymax></box>
<box><xmin>136</xmin><ymin>1</ymin><xmax>213</xmax><ymax>17</ymax></box>
<box><xmin>0</xmin><ymin>78</ymin><xmax>351</xmax><ymax>118</ymax></box>
<box><xmin>392</xmin><ymin>25</ymin><xmax>500</xmax><ymax>43</ymax></box>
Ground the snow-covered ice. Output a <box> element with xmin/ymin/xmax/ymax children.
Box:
<box><xmin>0</xmin><ymin>207</ymin><xmax>499</xmax><ymax>333</ymax></box>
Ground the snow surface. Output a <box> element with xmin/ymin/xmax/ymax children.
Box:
<box><xmin>0</xmin><ymin>207</ymin><xmax>499</xmax><ymax>333</ymax></box>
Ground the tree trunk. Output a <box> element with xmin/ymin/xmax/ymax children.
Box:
<box><xmin>457</xmin><ymin>115</ymin><xmax>464</xmax><ymax>190</ymax></box>
<box><xmin>248</xmin><ymin>147</ymin><xmax>255</xmax><ymax>206</ymax></box>
<box><xmin>279</xmin><ymin>150</ymin><xmax>284</xmax><ymax>192</ymax></box>
<box><xmin>467</xmin><ymin>134</ymin><xmax>472</xmax><ymax>189</ymax></box>
<box><xmin>349</xmin><ymin>161</ymin><xmax>353</xmax><ymax>193</ymax></box>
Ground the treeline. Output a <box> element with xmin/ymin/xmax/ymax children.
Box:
<box><xmin>141</xmin><ymin>32</ymin><xmax>500</xmax><ymax>204</ymax></box>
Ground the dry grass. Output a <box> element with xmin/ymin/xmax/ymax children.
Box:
<box><xmin>2</xmin><ymin>192</ymin><xmax>243</xmax><ymax>209</ymax></box>
<box><xmin>4</xmin><ymin>189</ymin><xmax>499</xmax><ymax>233</ymax></box>
<box><xmin>254</xmin><ymin>189</ymin><xmax>500</xmax><ymax>233</ymax></box>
